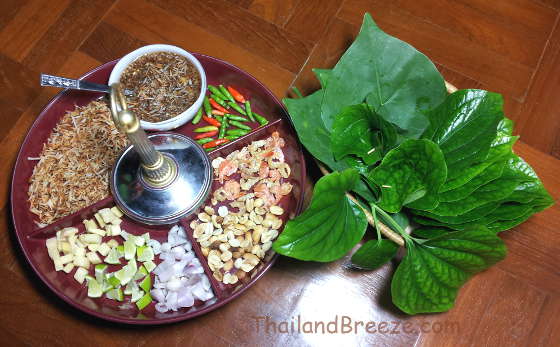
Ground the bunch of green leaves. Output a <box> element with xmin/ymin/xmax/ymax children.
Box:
<box><xmin>272</xmin><ymin>13</ymin><xmax>554</xmax><ymax>315</ymax></box>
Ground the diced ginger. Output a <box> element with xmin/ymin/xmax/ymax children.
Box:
<box><xmin>110</xmin><ymin>217</ymin><xmax>122</xmax><ymax>226</ymax></box>
<box><xmin>79</xmin><ymin>234</ymin><xmax>102</xmax><ymax>244</ymax></box>
<box><xmin>60</xmin><ymin>242</ymin><xmax>72</xmax><ymax>254</ymax></box>
<box><xmin>87</xmin><ymin>244</ymin><xmax>99</xmax><ymax>252</ymax></box>
<box><xmin>74</xmin><ymin>267</ymin><xmax>88</xmax><ymax>284</ymax></box>
<box><xmin>83</xmin><ymin>219</ymin><xmax>98</xmax><ymax>232</ymax></box>
<box><xmin>62</xmin><ymin>227</ymin><xmax>78</xmax><ymax>237</ymax></box>
<box><xmin>97</xmin><ymin>243</ymin><xmax>111</xmax><ymax>257</ymax></box>
<box><xmin>74</xmin><ymin>246</ymin><xmax>86</xmax><ymax>257</ymax></box>
<box><xmin>46</xmin><ymin>237</ymin><xmax>57</xmax><ymax>251</ymax></box>
<box><xmin>86</xmin><ymin>252</ymin><xmax>102</xmax><ymax>265</ymax></box>
<box><xmin>107</xmin><ymin>239</ymin><xmax>119</xmax><ymax>248</ymax></box>
<box><xmin>98</xmin><ymin>208</ymin><xmax>116</xmax><ymax>224</ymax></box>
<box><xmin>54</xmin><ymin>259</ymin><xmax>63</xmax><ymax>272</ymax></box>
<box><xmin>73</xmin><ymin>255</ymin><xmax>90</xmax><ymax>268</ymax></box>
<box><xmin>111</xmin><ymin>206</ymin><xmax>123</xmax><ymax>218</ymax></box>
<box><xmin>94</xmin><ymin>213</ymin><xmax>105</xmax><ymax>228</ymax></box>
<box><xmin>59</xmin><ymin>254</ymin><xmax>74</xmax><ymax>265</ymax></box>
<box><xmin>62</xmin><ymin>263</ymin><xmax>75</xmax><ymax>274</ymax></box>
<box><xmin>107</xmin><ymin>224</ymin><xmax>121</xmax><ymax>236</ymax></box>
<box><xmin>88</xmin><ymin>228</ymin><xmax>106</xmax><ymax>237</ymax></box>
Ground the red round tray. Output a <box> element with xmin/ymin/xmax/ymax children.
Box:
<box><xmin>11</xmin><ymin>54</ymin><xmax>306</xmax><ymax>324</ymax></box>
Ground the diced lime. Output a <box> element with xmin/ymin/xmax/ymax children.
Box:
<box><xmin>124</xmin><ymin>280</ymin><xmax>138</xmax><ymax>295</ymax></box>
<box><xmin>136</xmin><ymin>245</ymin><xmax>146</xmax><ymax>259</ymax></box>
<box><xmin>143</xmin><ymin>261</ymin><xmax>156</xmax><ymax>273</ymax></box>
<box><xmin>102</xmin><ymin>280</ymin><xmax>113</xmax><ymax>293</ymax></box>
<box><xmin>133</xmin><ymin>269</ymin><xmax>146</xmax><ymax>281</ymax></box>
<box><xmin>130</xmin><ymin>288</ymin><xmax>144</xmax><ymax>303</ymax></box>
<box><xmin>134</xmin><ymin>235</ymin><xmax>145</xmax><ymax>247</ymax></box>
<box><xmin>87</xmin><ymin>278</ymin><xmax>102</xmax><ymax>298</ymax></box>
<box><xmin>139</xmin><ymin>275</ymin><xmax>152</xmax><ymax>293</ymax></box>
<box><xmin>136</xmin><ymin>292</ymin><xmax>152</xmax><ymax>310</ymax></box>
<box><xmin>116</xmin><ymin>245</ymin><xmax>125</xmax><ymax>256</ymax></box>
<box><xmin>94</xmin><ymin>264</ymin><xmax>108</xmax><ymax>283</ymax></box>
<box><xmin>115</xmin><ymin>260</ymin><xmax>137</xmax><ymax>286</ymax></box>
<box><xmin>137</xmin><ymin>247</ymin><xmax>154</xmax><ymax>262</ymax></box>
<box><xmin>107</xmin><ymin>274</ymin><xmax>121</xmax><ymax>288</ymax></box>
<box><xmin>106</xmin><ymin>288</ymin><xmax>124</xmax><ymax>302</ymax></box>
<box><xmin>104</xmin><ymin>247</ymin><xmax>121</xmax><ymax>265</ymax></box>
<box><xmin>139</xmin><ymin>265</ymin><xmax>149</xmax><ymax>276</ymax></box>
<box><xmin>123</xmin><ymin>240</ymin><xmax>136</xmax><ymax>260</ymax></box>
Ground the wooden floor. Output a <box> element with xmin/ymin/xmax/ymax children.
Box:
<box><xmin>0</xmin><ymin>0</ymin><xmax>559</xmax><ymax>346</ymax></box>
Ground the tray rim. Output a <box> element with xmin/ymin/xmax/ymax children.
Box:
<box><xmin>10</xmin><ymin>54</ymin><xmax>307</xmax><ymax>325</ymax></box>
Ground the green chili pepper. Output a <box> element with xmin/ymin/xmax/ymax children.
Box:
<box><xmin>196</xmin><ymin>138</ymin><xmax>214</xmax><ymax>145</ymax></box>
<box><xmin>224</xmin><ymin>114</ymin><xmax>249</xmax><ymax>122</ymax></box>
<box><xmin>192</xmin><ymin>108</ymin><xmax>203</xmax><ymax>124</ymax></box>
<box><xmin>205</xmin><ymin>147</ymin><xmax>216</xmax><ymax>152</ymax></box>
<box><xmin>194</xmin><ymin>125</ymin><xmax>219</xmax><ymax>133</ymax></box>
<box><xmin>218</xmin><ymin>116</ymin><xmax>228</xmax><ymax>139</ymax></box>
<box><xmin>229</xmin><ymin>120</ymin><xmax>251</xmax><ymax>130</ymax></box>
<box><xmin>211</xmin><ymin>93</ymin><xmax>227</xmax><ymax>104</ymax></box>
<box><xmin>226</xmin><ymin>129</ymin><xmax>250</xmax><ymax>136</ymax></box>
<box><xmin>245</xmin><ymin>101</ymin><xmax>255</xmax><ymax>122</ymax></box>
<box><xmin>213</xmin><ymin>115</ymin><xmax>224</xmax><ymax>122</ymax></box>
<box><xmin>253</xmin><ymin>112</ymin><xmax>269</xmax><ymax>126</ymax></box>
<box><xmin>208</xmin><ymin>85</ymin><xmax>227</xmax><ymax>100</ymax></box>
<box><xmin>225</xmin><ymin>135</ymin><xmax>241</xmax><ymax>141</ymax></box>
<box><xmin>219</xmin><ymin>85</ymin><xmax>235</xmax><ymax>102</ymax></box>
<box><xmin>212</xmin><ymin>96</ymin><xmax>230</xmax><ymax>109</ymax></box>
<box><xmin>203</xmin><ymin>96</ymin><xmax>212</xmax><ymax>116</ymax></box>
<box><xmin>227</xmin><ymin>101</ymin><xmax>246</xmax><ymax>115</ymax></box>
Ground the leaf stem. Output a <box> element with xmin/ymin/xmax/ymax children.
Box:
<box><xmin>291</xmin><ymin>86</ymin><xmax>304</xmax><ymax>99</ymax></box>
<box><xmin>316</xmin><ymin>161</ymin><xmax>405</xmax><ymax>247</ymax></box>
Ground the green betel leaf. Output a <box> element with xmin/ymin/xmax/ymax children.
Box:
<box><xmin>283</xmin><ymin>91</ymin><xmax>333</xmax><ymax>168</ymax></box>
<box><xmin>367</xmin><ymin>139</ymin><xmax>447</xmax><ymax>213</ymax></box>
<box><xmin>331</xmin><ymin>104</ymin><xmax>397</xmax><ymax>165</ymax></box>
<box><xmin>427</xmin><ymin>155</ymin><xmax>550</xmax><ymax>217</ymax></box>
<box><xmin>284</xmin><ymin>91</ymin><xmax>377</xmax><ymax>202</ymax></box>
<box><xmin>411</xmin><ymin>227</ymin><xmax>451</xmax><ymax>239</ymax></box>
<box><xmin>422</xmin><ymin>90</ymin><xmax>504</xmax><ymax>178</ymax></box>
<box><xmin>391</xmin><ymin>229</ymin><xmax>506</xmax><ymax>314</ymax></box>
<box><xmin>272</xmin><ymin>169</ymin><xmax>368</xmax><ymax>262</ymax></box>
<box><xmin>320</xmin><ymin>13</ymin><xmax>446</xmax><ymax>137</ymax></box>
<box><xmin>439</xmin><ymin>160</ymin><xmax>506</xmax><ymax>202</ymax></box>
<box><xmin>351</xmin><ymin>239</ymin><xmax>399</xmax><ymax>270</ymax></box>
<box><xmin>331</xmin><ymin>104</ymin><xmax>382</xmax><ymax>164</ymax></box>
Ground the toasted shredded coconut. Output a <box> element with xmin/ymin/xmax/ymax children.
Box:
<box><xmin>28</xmin><ymin>101</ymin><xmax>128</xmax><ymax>224</ymax></box>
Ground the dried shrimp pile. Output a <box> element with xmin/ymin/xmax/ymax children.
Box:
<box><xmin>28</xmin><ymin>101</ymin><xmax>128</xmax><ymax>225</ymax></box>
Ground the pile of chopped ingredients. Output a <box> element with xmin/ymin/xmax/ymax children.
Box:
<box><xmin>45</xmin><ymin>206</ymin><xmax>214</xmax><ymax>311</ymax></box>
<box><xmin>192</xmin><ymin>83</ymin><xmax>269</xmax><ymax>151</ymax></box>
<box><xmin>191</xmin><ymin>132</ymin><xmax>292</xmax><ymax>285</ymax></box>
<box><xmin>120</xmin><ymin>51</ymin><xmax>201</xmax><ymax>123</ymax></box>
<box><xmin>28</xmin><ymin>101</ymin><xmax>128</xmax><ymax>225</ymax></box>
<box><xmin>148</xmin><ymin>225</ymin><xmax>214</xmax><ymax>312</ymax></box>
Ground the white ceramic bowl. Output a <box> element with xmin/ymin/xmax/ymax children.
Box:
<box><xmin>108</xmin><ymin>44</ymin><xmax>206</xmax><ymax>131</ymax></box>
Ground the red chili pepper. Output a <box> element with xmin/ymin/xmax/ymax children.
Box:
<box><xmin>203</xmin><ymin>115</ymin><xmax>221</xmax><ymax>127</ymax></box>
<box><xmin>202</xmin><ymin>138</ymin><xmax>230</xmax><ymax>149</ymax></box>
<box><xmin>209</xmin><ymin>98</ymin><xmax>228</xmax><ymax>113</ymax></box>
<box><xmin>211</xmin><ymin>110</ymin><xmax>225</xmax><ymax>116</ymax></box>
<box><xmin>194</xmin><ymin>130</ymin><xmax>218</xmax><ymax>139</ymax></box>
<box><xmin>227</xmin><ymin>86</ymin><xmax>246</xmax><ymax>103</ymax></box>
